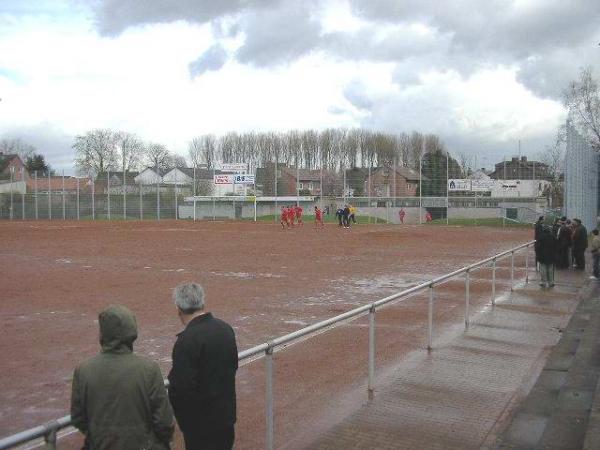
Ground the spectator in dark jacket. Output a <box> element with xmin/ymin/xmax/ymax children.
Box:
<box><xmin>71</xmin><ymin>305</ymin><xmax>174</xmax><ymax>450</ymax></box>
<box><xmin>168</xmin><ymin>283</ymin><xmax>238</xmax><ymax>450</ymax></box>
<box><xmin>572</xmin><ymin>219</ymin><xmax>588</xmax><ymax>270</ymax></box>
<box><xmin>535</xmin><ymin>226</ymin><xmax>557</xmax><ymax>288</ymax></box>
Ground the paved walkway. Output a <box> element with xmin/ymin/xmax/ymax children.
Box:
<box><xmin>303</xmin><ymin>270</ymin><xmax>591</xmax><ymax>450</ymax></box>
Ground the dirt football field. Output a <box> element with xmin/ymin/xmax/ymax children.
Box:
<box><xmin>0</xmin><ymin>220</ymin><xmax>532</xmax><ymax>449</ymax></box>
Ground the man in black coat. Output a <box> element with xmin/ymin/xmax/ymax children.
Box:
<box><xmin>572</xmin><ymin>219</ymin><xmax>588</xmax><ymax>270</ymax></box>
<box><xmin>535</xmin><ymin>226</ymin><xmax>557</xmax><ymax>288</ymax></box>
<box><xmin>169</xmin><ymin>283</ymin><xmax>238</xmax><ymax>450</ymax></box>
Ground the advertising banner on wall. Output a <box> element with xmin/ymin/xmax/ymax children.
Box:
<box><xmin>448</xmin><ymin>179</ymin><xmax>471</xmax><ymax>191</ymax></box>
<box><xmin>214</xmin><ymin>174</ymin><xmax>234</xmax><ymax>184</ymax></box>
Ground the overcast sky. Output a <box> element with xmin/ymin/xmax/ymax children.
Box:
<box><xmin>1</xmin><ymin>0</ymin><xmax>599</xmax><ymax>172</ymax></box>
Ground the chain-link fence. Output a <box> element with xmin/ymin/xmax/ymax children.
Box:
<box><xmin>0</xmin><ymin>165</ymin><xmax>547</xmax><ymax>225</ymax></box>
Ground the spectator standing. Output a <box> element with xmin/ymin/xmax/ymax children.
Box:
<box><xmin>572</xmin><ymin>219</ymin><xmax>588</xmax><ymax>270</ymax></box>
<box><xmin>535</xmin><ymin>226</ymin><xmax>557</xmax><ymax>288</ymax></box>
<box><xmin>534</xmin><ymin>216</ymin><xmax>545</xmax><ymax>241</ymax></box>
<box><xmin>556</xmin><ymin>218</ymin><xmax>571</xmax><ymax>269</ymax></box>
<box><xmin>399</xmin><ymin>208</ymin><xmax>406</xmax><ymax>224</ymax></box>
<box><xmin>71</xmin><ymin>305</ymin><xmax>174</xmax><ymax>450</ymax></box>
<box><xmin>168</xmin><ymin>283</ymin><xmax>238</xmax><ymax>450</ymax></box>
<box><xmin>590</xmin><ymin>229</ymin><xmax>600</xmax><ymax>278</ymax></box>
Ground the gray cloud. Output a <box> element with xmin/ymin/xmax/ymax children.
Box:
<box><xmin>235</xmin><ymin>2</ymin><xmax>322</xmax><ymax>66</ymax></box>
<box><xmin>189</xmin><ymin>44</ymin><xmax>228</xmax><ymax>77</ymax></box>
<box><xmin>91</xmin><ymin>0</ymin><xmax>280</xmax><ymax>36</ymax></box>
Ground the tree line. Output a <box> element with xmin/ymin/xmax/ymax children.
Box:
<box><xmin>72</xmin><ymin>128</ymin><xmax>464</xmax><ymax>176</ymax></box>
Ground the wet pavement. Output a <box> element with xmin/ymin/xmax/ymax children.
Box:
<box><xmin>300</xmin><ymin>269</ymin><xmax>592</xmax><ymax>450</ymax></box>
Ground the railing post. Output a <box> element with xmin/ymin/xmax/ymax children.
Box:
<box><xmin>525</xmin><ymin>245</ymin><xmax>529</xmax><ymax>284</ymax></box>
<box><xmin>465</xmin><ymin>269</ymin><xmax>470</xmax><ymax>330</ymax></box>
<box><xmin>368</xmin><ymin>305</ymin><xmax>375</xmax><ymax>400</ymax></box>
<box><xmin>491</xmin><ymin>259</ymin><xmax>496</xmax><ymax>306</ymax></box>
<box><xmin>265</xmin><ymin>346</ymin><xmax>274</xmax><ymax>450</ymax></box>
<box><xmin>44</xmin><ymin>424</ymin><xmax>57</xmax><ymax>450</ymax></box>
<box><xmin>428</xmin><ymin>284</ymin><xmax>434</xmax><ymax>351</ymax></box>
<box><xmin>510</xmin><ymin>251</ymin><xmax>514</xmax><ymax>291</ymax></box>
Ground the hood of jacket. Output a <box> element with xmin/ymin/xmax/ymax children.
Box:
<box><xmin>99</xmin><ymin>305</ymin><xmax>138</xmax><ymax>354</ymax></box>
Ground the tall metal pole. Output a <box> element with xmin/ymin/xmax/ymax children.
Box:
<box><xmin>92</xmin><ymin>176</ymin><xmax>95</xmax><ymax>220</ymax></box>
<box><xmin>419</xmin><ymin>148</ymin><xmax>422</xmax><ymax>225</ymax></box>
<box><xmin>21</xmin><ymin>167</ymin><xmax>25</xmax><ymax>220</ymax></box>
<box><xmin>296</xmin><ymin>153</ymin><xmax>300</xmax><ymax>207</ymax></box>
<box><xmin>107</xmin><ymin>168</ymin><xmax>111</xmax><ymax>221</ymax></box>
<box><xmin>446</xmin><ymin>151</ymin><xmax>449</xmax><ymax>225</ymax></box>
<box><xmin>492</xmin><ymin>259</ymin><xmax>496</xmax><ymax>305</ymax></box>
<box><xmin>76</xmin><ymin>177</ymin><xmax>80</xmax><ymax>220</ymax></box>
<box><xmin>62</xmin><ymin>170</ymin><xmax>65</xmax><ymax>220</ymax></box>
<box><xmin>367</xmin><ymin>162</ymin><xmax>371</xmax><ymax>224</ymax></box>
<box><xmin>48</xmin><ymin>171</ymin><xmax>52</xmax><ymax>220</ymax></box>
<box><xmin>123</xmin><ymin>168</ymin><xmax>127</xmax><ymax>220</ymax></box>
<box><xmin>9</xmin><ymin>166</ymin><xmax>13</xmax><ymax>220</ymax></box>
<box><xmin>34</xmin><ymin>171</ymin><xmax>38</xmax><ymax>220</ymax></box>
<box><xmin>139</xmin><ymin>182</ymin><xmax>143</xmax><ymax>220</ymax></box>
<box><xmin>275</xmin><ymin>157</ymin><xmax>279</xmax><ymax>222</ymax></box>
<box><xmin>393</xmin><ymin>156</ymin><xmax>397</xmax><ymax>209</ymax></box>
<box><xmin>156</xmin><ymin>168</ymin><xmax>160</xmax><ymax>221</ymax></box>
<box><xmin>175</xmin><ymin>172</ymin><xmax>179</xmax><ymax>220</ymax></box>
<box><xmin>212</xmin><ymin>163</ymin><xmax>216</xmax><ymax>221</ymax></box>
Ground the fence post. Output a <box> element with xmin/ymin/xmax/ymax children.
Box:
<box><xmin>368</xmin><ymin>305</ymin><xmax>376</xmax><ymax>400</ymax></box>
<box><xmin>44</xmin><ymin>425</ymin><xmax>57</xmax><ymax>450</ymax></box>
<box><xmin>175</xmin><ymin>182</ymin><xmax>178</xmax><ymax>220</ymax></box>
<box><xmin>491</xmin><ymin>259</ymin><xmax>496</xmax><ymax>306</ymax></box>
<box><xmin>92</xmin><ymin>177</ymin><xmax>95</xmax><ymax>220</ymax></box>
<box><xmin>76</xmin><ymin>177</ymin><xmax>80</xmax><ymax>220</ymax></box>
<box><xmin>193</xmin><ymin>198</ymin><xmax>196</xmax><ymax>221</ymax></box>
<box><xmin>123</xmin><ymin>169</ymin><xmax>126</xmax><ymax>221</ymax></box>
<box><xmin>62</xmin><ymin>171</ymin><xmax>65</xmax><ymax>220</ymax></box>
<box><xmin>9</xmin><ymin>167</ymin><xmax>14</xmax><ymax>220</ymax></box>
<box><xmin>465</xmin><ymin>269</ymin><xmax>470</xmax><ymax>330</ymax></box>
<box><xmin>21</xmin><ymin>168</ymin><xmax>25</xmax><ymax>220</ymax></box>
<box><xmin>265</xmin><ymin>346</ymin><xmax>274</xmax><ymax>450</ymax></box>
<box><xmin>524</xmin><ymin>246</ymin><xmax>529</xmax><ymax>284</ymax></box>
<box><xmin>35</xmin><ymin>171</ymin><xmax>38</xmax><ymax>220</ymax></box>
<box><xmin>510</xmin><ymin>251</ymin><xmax>514</xmax><ymax>291</ymax></box>
<box><xmin>139</xmin><ymin>183</ymin><xmax>143</xmax><ymax>220</ymax></box>
<box><xmin>48</xmin><ymin>172</ymin><xmax>52</xmax><ymax>220</ymax></box>
<box><xmin>156</xmin><ymin>174</ymin><xmax>160</xmax><ymax>221</ymax></box>
<box><xmin>107</xmin><ymin>169</ymin><xmax>111</xmax><ymax>221</ymax></box>
<box><xmin>428</xmin><ymin>284</ymin><xmax>434</xmax><ymax>351</ymax></box>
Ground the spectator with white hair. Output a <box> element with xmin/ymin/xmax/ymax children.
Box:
<box><xmin>168</xmin><ymin>282</ymin><xmax>238</xmax><ymax>450</ymax></box>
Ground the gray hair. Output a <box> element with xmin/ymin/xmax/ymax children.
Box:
<box><xmin>173</xmin><ymin>282</ymin><xmax>205</xmax><ymax>314</ymax></box>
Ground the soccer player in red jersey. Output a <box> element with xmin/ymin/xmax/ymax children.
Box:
<box><xmin>314</xmin><ymin>206</ymin><xmax>324</xmax><ymax>228</ymax></box>
<box><xmin>295</xmin><ymin>205</ymin><xmax>303</xmax><ymax>226</ymax></box>
<box><xmin>287</xmin><ymin>205</ymin><xmax>295</xmax><ymax>227</ymax></box>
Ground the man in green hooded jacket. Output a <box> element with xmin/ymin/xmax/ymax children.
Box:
<box><xmin>71</xmin><ymin>305</ymin><xmax>174</xmax><ymax>450</ymax></box>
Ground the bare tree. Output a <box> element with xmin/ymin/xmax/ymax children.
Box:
<box><xmin>538</xmin><ymin>128</ymin><xmax>565</xmax><ymax>207</ymax></box>
<box><xmin>0</xmin><ymin>138</ymin><xmax>36</xmax><ymax>160</ymax></box>
<box><xmin>114</xmin><ymin>131</ymin><xmax>144</xmax><ymax>174</ymax></box>
<box><xmin>73</xmin><ymin>129</ymin><xmax>117</xmax><ymax>175</ymax></box>
<box><xmin>145</xmin><ymin>143</ymin><xmax>172</xmax><ymax>172</ymax></box>
<box><xmin>456</xmin><ymin>151</ymin><xmax>474</xmax><ymax>177</ymax></box>
<box><xmin>564</xmin><ymin>67</ymin><xmax>600</xmax><ymax>151</ymax></box>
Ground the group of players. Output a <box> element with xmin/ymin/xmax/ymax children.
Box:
<box><xmin>280</xmin><ymin>205</ymin><xmax>326</xmax><ymax>228</ymax></box>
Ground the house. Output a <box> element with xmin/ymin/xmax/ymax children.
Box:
<box><xmin>489</xmin><ymin>156</ymin><xmax>550</xmax><ymax>180</ymax></box>
<box><xmin>347</xmin><ymin>166</ymin><xmax>426</xmax><ymax>197</ymax></box>
<box><xmin>0</xmin><ymin>153</ymin><xmax>28</xmax><ymax>181</ymax></box>
<box><xmin>256</xmin><ymin>163</ymin><xmax>340</xmax><ymax>196</ymax></box>
<box><xmin>134</xmin><ymin>167</ymin><xmax>164</xmax><ymax>185</ymax></box>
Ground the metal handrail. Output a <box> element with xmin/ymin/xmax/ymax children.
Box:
<box><xmin>0</xmin><ymin>240</ymin><xmax>534</xmax><ymax>450</ymax></box>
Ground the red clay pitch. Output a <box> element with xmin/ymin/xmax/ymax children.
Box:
<box><xmin>0</xmin><ymin>220</ymin><xmax>532</xmax><ymax>449</ymax></box>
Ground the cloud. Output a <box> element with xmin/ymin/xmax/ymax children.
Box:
<box><xmin>189</xmin><ymin>44</ymin><xmax>228</xmax><ymax>77</ymax></box>
<box><xmin>90</xmin><ymin>0</ymin><xmax>262</xmax><ymax>36</ymax></box>
<box><xmin>235</xmin><ymin>2</ymin><xmax>322</xmax><ymax>66</ymax></box>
